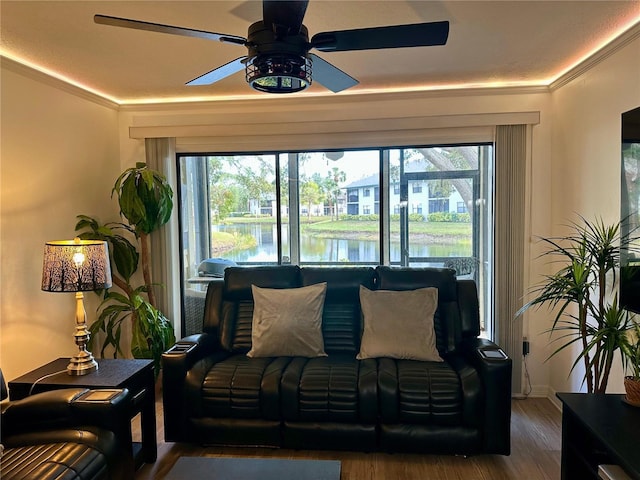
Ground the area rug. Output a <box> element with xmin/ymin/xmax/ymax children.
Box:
<box><xmin>164</xmin><ymin>456</ymin><xmax>341</xmax><ymax>480</ymax></box>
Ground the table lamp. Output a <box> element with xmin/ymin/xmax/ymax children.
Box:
<box><xmin>41</xmin><ymin>238</ymin><xmax>112</xmax><ymax>375</ymax></box>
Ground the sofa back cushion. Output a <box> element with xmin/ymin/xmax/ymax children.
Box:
<box><xmin>220</xmin><ymin>266</ymin><xmax>301</xmax><ymax>352</ymax></box>
<box><xmin>220</xmin><ymin>266</ymin><xmax>376</xmax><ymax>355</ymax></box>
<box><xmin>213</xmin><ymin>265</ymin><xmax>469</xmax><ymax>356</ymax></box>
<box><xmin>301</xmin><ymin>267</ymin><xmax>376</xmax><ymax>355</ymax></box>
<box><xmin>375</xmin><ymin>266</ymin><xmax>459</xmax><ymax>354</ymax></box>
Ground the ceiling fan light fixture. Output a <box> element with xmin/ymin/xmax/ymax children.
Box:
<box><xmin>246</xmin><ymin>54</ymin><xmax>312</xmax><ymax>93</ymax></box>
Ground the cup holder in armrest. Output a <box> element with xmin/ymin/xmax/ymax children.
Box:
<box><xmin>478</xmin><ymin>348</ymin><xmax>508</xmax><ymax>360</ymax></box>
<box><xmin>165</xmin><ymin>342</ymin><xmax>197</xmax><ymax>355</ymax></box>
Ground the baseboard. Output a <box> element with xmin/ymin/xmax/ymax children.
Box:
<box><xmin>547</xmin><ymin>387</ymin><xmax>562</xmax><ymax>410</ymax></box>
<box><xmin>512</xmin><ymin>384</ymin><xmax>552</xmax><ymax>400</ymax></box>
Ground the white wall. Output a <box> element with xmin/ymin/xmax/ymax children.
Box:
<box><xmin>543</xmin><ymin>35</ymin><xmax>640</xmax><ymax>396</ymax></box>
<box><xmin>0</xmin><ymin>63</ymin><xmax>121</xmax><ymax>381</ymax></box>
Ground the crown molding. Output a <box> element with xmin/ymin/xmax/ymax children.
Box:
<box><xmin>550</xmin><ymin>21</ymin><xmax>640</xmax><ymax>91</ymax></box>
<box><xmin>0</xmin><ymin>56</ymin><xmax>119</xmax><ymax>110</ymax></box>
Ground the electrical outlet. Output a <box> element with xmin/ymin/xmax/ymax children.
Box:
<box><xmin>522</xmin><ymin>339</ymin><xmax>530</xmax><ymax>356</ymax></box>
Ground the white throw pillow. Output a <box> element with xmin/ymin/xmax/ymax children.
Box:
<box><xmin>357</xmin><ymin>285</ymin><xmax>443</xmax><ymax>361</ymax></box>
<box><xmin>247</xmin><ymin>282</ymin><xmax>328</xmax><ymax>358</ymax></box>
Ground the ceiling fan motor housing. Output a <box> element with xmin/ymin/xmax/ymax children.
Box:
<box><xmin>245</xmin><ymin>21</ymin><xmax>312</xmax><ymax>93</ymax></box>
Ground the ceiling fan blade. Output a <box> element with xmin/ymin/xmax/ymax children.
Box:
<box><xmin>263</xmin><ymin>0</ymin><xmax>309</xmax><ymax>34</ymax></box>
<box><xmin>94</xmin><ymin>14</ymin><xmax>246</xmax><ymax>46</ymax></box>
<box><xmin>311</xmin><ymin>21</ymin><xmax>449</xmax><ymax>52</ymax></box>
<box><xmin>230</xmin><ymin>1</ymin><xmax>262</xmax><ymax>23</ymax></box>
<box><xmin>186</xmin><ymin>57</ymin><xmax>247</xmax><ymax>86</ymax></box>
<box><xmin>309</xmin><ymin>54</ymin><xmax>358</xmax><ymax>93</ymax></box>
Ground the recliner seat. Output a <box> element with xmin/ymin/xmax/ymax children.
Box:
<box><xmin>0</xmin><ymin>369</ymin><xmax>134</xmax><ymax>480</ymax></box>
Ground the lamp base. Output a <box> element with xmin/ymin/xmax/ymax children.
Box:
<box><xmin>67</xmin><ymin>353</ymin><xmax>98</xmax><ymax>376</ymax></box>
<box><xmin>67</xmin><ymin>291</ymin><xmax>98</xmax><ymax>376</ymax></box>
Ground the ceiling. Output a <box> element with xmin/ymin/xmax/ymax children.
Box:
<box><xmin>1</xmin><ymin>1</ymin><xmax>639</xmax><ymax>105</ymax></box>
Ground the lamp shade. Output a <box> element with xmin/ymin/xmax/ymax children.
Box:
<box><xmin>42</xmin><ymin>239</ymin><xmax>112</xmax><ymax>292</ymax></box>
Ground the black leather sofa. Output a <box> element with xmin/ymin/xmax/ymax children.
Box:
<box><xmin>163</xmin><ymin>266</ymin><xmax>512</xmax><ymax>455</ymax></box>
<box><xmin>0</xmin><ymin>369</ymin><xmax>134</xmax><ymax>480</ymax></box>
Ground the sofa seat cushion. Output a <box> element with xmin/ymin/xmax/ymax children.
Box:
<box><xmin>281</xmin><ymin>355</ymin><xmax>378</xmax><ymax>423</ymax></box>
<box><xmin>1</xmin><ymin>429</ymin><xmax>115</xmax><ymax>480</ymax></box>
<box><xmin>201</xmin><ymin>355</ymin><xmax>292</xmax><ymax>420</ymax></box>
<box><xmin>378</xmin><ymin>358</ymin><xmax>463</xmax><ymax>426</ymax></box>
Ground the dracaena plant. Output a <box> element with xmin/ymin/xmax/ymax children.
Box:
<box><xmin>517</xmin><ymin>217</ymin><xmax>638</xmax><ymax>393</ymax></box>
<box><xmin>75</xmin><ymin>163</ymin><xmax>175</xmax><ymax>376</ymax></box>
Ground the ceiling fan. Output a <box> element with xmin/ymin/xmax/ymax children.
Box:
<box><xmin>94</xmin><ymin>0</ymin><xmax>449</xmax><ymax>94</ymax></box>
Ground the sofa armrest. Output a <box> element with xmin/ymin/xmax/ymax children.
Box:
<box><xmin>72</xmin><ymin>388</ymin><xmax>132</xmax><ymax>445</ymax></box>
<box><xmin>162</xmin><ymin>333</ymin><xmax>218</xmax><ymax>381</ymax></box>
<box><xmin>2</xmin><ymin>387</ymin><xmax>130</xmax><ymax>437</ymax></box>
<box><xmin>460</xmin><ymin>337</ymin><xmax>512</xmax><ymax>455</ymax></box>
<box><xmin>445</xmin><ymin>355</ymin><xmax>483</xmax><ymax>430</ymax></box>
<box><xmin>2</xmin><ymin>388</ymin><xmax>87</xmax><ymax>434</ymax></box>
<box><xmin>161</xmin><ymin>332</ymin><xmax>220</xmax><ymax>441</ymax></box>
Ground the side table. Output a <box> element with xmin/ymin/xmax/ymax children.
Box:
<box><xmin>557</xmin><ymin>392</ymin><xmax>640</xmax><ymax>479</ymax></box>
<box><xmin>8</xmin><ymin>357</ymin><xmax>157</xmax><ymax>468</ymax></box>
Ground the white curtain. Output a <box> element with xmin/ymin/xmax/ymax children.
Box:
<box><xmin>494</xmin><ymin>124</ymin><xmax>527</xmax><ymax>395</ymax></box>
<box><xmin>145</xmin><ymin>138</ymin><xmax>181</xmax><ymax>338</ymax></box>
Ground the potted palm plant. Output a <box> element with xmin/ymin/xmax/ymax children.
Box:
<box><xmin>76</xmin><ymin>162</ymin><xmax>175</xmax><ymax>376</ymax></box>
<box><xmin>622</xmin><ymin>321</ymin><xmax>640</xmax><ymax>405</ymax></box>
<box><xmin>517</xmin><ymin>217</ymin><xmax>637</xmax><ymax>393</ymax></box>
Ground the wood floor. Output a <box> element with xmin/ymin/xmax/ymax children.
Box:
<box><xmin>133</xmin><ymin>396</ymin><xmax>562</xmax><ymax>480</ymax></box>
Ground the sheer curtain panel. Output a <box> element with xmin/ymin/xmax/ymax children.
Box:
<box><xmin>494</xmin><ymin>124</ymin><xmax>527</xmax><ymax>395</ymax></box>
<box><xmin>145</xmin><ymin>137</ymin><xmax>181</xmax><ymax>339</ymax></box>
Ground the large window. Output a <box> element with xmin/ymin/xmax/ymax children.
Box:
<box><xmin>178</xmin><ymin>144</ymin><xmax>493</xmax><ymax>337</ymax></box>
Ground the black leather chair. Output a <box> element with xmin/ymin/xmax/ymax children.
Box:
<box><xmin>0</xmin><ymin>368</ymin><xmax>134</xmax><ymax>480</ymax></box>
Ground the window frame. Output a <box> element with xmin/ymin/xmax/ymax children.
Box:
<box><xmin>176</xmin><ymin>142</ymin><xmax>493</xmax><ymax>337</ymax></box>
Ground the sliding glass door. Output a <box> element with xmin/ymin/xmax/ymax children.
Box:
<box><xmin>178</xmin><ymin>143</ymin><xmax>493</xmax><ymax>336</ymax></box>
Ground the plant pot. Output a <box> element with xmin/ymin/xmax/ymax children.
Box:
<box><xmin>623</xmin><ymin>376</ymin><xmax>640</xmax><ymax>407</ymax></box>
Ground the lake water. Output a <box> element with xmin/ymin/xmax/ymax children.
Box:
<box><xmin>215</xmin><ymin>223</ymin><xmax>471</xmax><ymax>264</ymax></box>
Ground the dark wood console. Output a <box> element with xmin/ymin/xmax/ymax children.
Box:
<box><xmin>557</xmin><ymin>393</ymin><xmax>640</xmax><ymax>479</ymax></box>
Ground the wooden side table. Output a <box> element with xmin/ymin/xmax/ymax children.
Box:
<box><xmin>557</xmin><ymin>392</ymin><xmax>640</xmax><ymax>479</ymax></box>
<box><xmin>9</xmin><ymin>357</ymin><xmax>156</xmax><ymax>468</ymax></box>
